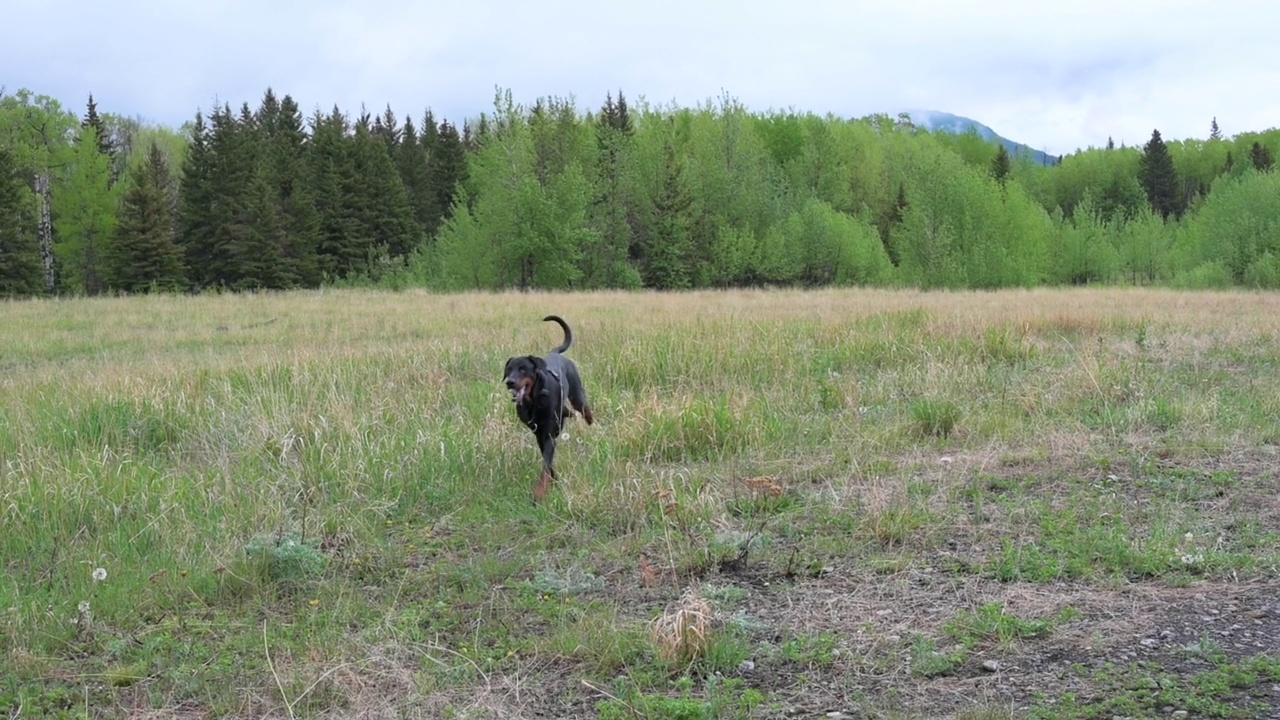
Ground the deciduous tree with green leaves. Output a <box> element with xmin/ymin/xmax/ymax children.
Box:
<box><xmin>53</xmin><ymin>123</ymin><xmax>118</xmax><ymax>294</ymax></box>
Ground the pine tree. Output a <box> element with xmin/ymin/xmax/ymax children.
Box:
<box><xmin>1106</xmin><ymin>136</ymin><xmax>1115</xmax><ymax>151</ymax></box>
<box><xmin>1137</xmin><ymin>129</ymin><xmax>1184</xmax><ymax>220</ymax></box>
<box><xmin>0</xmin><ymin>145</ymin><xmax>42</xmax><ymax>297</ymax></box>
<box><xmin>1250</xmin><ymin>141</ymin><xmax>1274</xmax><ymax>172</ymax></box>
<box><xmin>1210</xmin><ymin>117</ymin><xmax>1222</xmax><ymax>140</ymax></box>
<box><xmin>109</xmin><ymin>141</ymin><xmax>185</xmax><ymax>292</ymax></box>
<box><xmin>990</xmin><ymin>145</ymin><xmax>1011</xmax><ymax>187</ymax></box>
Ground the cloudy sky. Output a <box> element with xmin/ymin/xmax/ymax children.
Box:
<box><xmin>5</xmin><ymin>0</ymin><xmax>1275</xmax><ymax>155</ymax></box>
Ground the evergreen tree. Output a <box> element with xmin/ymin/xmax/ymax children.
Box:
<box><xmin>309</xmin><ymin>106</ymin><xmax>355</xmax><ymax>278</ymax></box>
<box><xmin>350</xmin><ymin>120</ymin><xmax>420</xmax><ymax>264</ymax></box>
<box><xmin>426</xmin><ymin>118</ymin><xmax>467</xmax><ymax>237</ymax></box>
<box><xmin>1250</xmin><ymin>141</ymin><xmax>1274</xmax><ymax>172</ymax></box>
<box><xmin>176</xmin><ymin>111</ymin><xmax>217</xmax><ymax>289</ymax></box>
<box><xmin>587</xmin><ymin>90</ymin><xmax>641</xmax><ymax>287</ymax></box>
<box><xmin>1106</xmin><ymin>136</ymin><xmax>1115</xmax><ymax>151</ymax></box>
<box><xmin>373</xmin><ymin>105</ymin><xmax>400</xmax><ymax>147</ymax></box>
<box><xmin>990</xmin><ymin>145</ymin><xmax>1011</xmax><ymax>187</ymax></box>
<box><xmin>258</xmin><ymin>92</ymin><xmax>321</xmax><ymax>286</ymax></box>
<box><xmin>395</xmin><ymin>115</ymin><xmax>435</xmax><ymax>237</ymax></box>
<box><xmin>1210</xmin><ymin>117</ymin><xmax>1222</xmax><ymax>140</ymax></box>
<box><xmin>202</xmin><ymin>104</ymin><xmax>258</xmax><ymax>287</ymax></box>
<box><xmin>643</xmin><ymin>135</ymin><xmax>695</xmax><ymax>289</ymax></box>
<box><xmin>877</xmin><ymin>182</ymin><xmax>908</xmax><ymax>266</ymax></box>
<box><xmin>81</xmin><ymin>94</ymin><xmax>115</xmax><ymax>165</ymax></box>
<box><xmin>109</xmin><ymin>141</ymin><xmax>185</xmax><ymax>292</ymax></box>
<box><xmin>230</xmin><ymin>164</ymin><xmax>288</xmax><ymax>289</ymax></box>
<box><xmin>0</xmin><ymin>145</ymin><xmax>42</xmax><ymax>297</ymax></box>
<box><xmin>1137</xmin><ymin>129</ymin><xmax>1184</xmax><ymax>220</ymax></box>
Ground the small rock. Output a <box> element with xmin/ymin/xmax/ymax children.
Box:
<box><xmin>737</xmin><ymin>660</ymin><xmax>755</xmax><ymax>673</ymax></box>
<box><xmin>825</xmin><ymin>713</ymin><xmax>852</xmax><ymax>719</ymax></box>
<box><xmin>1172</xmin><ymin>712</ymin><xmax>1188</xmax><ymax>719</ymax></box>
<box><xmin>981</xmin><ymin>660</ymin><xmax>1001</xmax><ymax>672</ymax></box>
<box><xmin>1140</xmin><ymin>638</ymin><xmax>1159</xmax><ymax>647</ymax></box>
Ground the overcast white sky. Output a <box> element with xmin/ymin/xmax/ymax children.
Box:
<box><xmin>4</xmin><ymin>0</ymin><xmax>1276</xmax><ymax>155</ymax></box>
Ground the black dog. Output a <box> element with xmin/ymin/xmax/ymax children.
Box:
<box><xmin>503</xmin><ymin>315</ymin><xmax>595</xmax><ymax>501</ymax></box>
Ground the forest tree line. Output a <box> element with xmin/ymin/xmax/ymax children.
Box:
<box><xmin>2</xmin><ymin>85</ymin><xmax>1279</xmax><ymax>299</ymax></box>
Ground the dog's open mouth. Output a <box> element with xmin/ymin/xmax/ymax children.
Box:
<box><xmin>512</xmin><ymin>386</ymin><xmax>527</xmax><ymax>403</ymax></box>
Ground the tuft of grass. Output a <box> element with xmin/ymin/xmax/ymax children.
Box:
<box><xmin>910</xmin><ymin>397</ymin><xmax>963</xmax><ymax>438</ymax></box>
<box><xmin>651</xmin><ymin>589</ymin><xmax>716</xmax><ymax>665</ymax></box>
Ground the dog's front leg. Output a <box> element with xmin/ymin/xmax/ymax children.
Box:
<box><xmin>533</xmin><ymin>434</ymin><xmax>558</xmax><ymax>502</ymax></box>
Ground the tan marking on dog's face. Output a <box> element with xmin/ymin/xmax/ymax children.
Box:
<box><xmin>512</xmin><ymin>375</ymin><xmax>534</xmax><ymax>404</ymax></box>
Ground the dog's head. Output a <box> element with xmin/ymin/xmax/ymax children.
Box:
<box><xmin>503</xmin><ymin>355</ymin><xmax>545</xmax><ymax>404</ymax></box>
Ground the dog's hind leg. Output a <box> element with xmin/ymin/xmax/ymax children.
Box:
<box><xmin>567</xmin><ymin>378</ymin><xmax>594</xmax><ymax>425</ymax></box>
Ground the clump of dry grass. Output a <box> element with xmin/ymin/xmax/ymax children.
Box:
<box><xmin>650</xmin><ymin>588</ymin><xmax>715</xmax><ymax>664</ymax></box>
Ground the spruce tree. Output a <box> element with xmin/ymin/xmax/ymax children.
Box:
<box><xmin>202</xmin><ymin>104</ymin><xmax>257</xmax><ymax>287</ymax></box>
<box><xmin>643</xmin><ymin>136</ymin><xmax>695</xmax><ymax>289</ymax></box>
<box><xmin>346</xmin><ymin>120</ymin><xmax>420</xmax><ymax>264</ymax></box>
<box><xmin>176</xmin><ymin>111</ymin><xmax>216</xmax><ymax>290</ymax></box>
<box><xmin>396</xmin><ymin>116</ymin><xmax>435</xmax><ymax>237</ymax></box>
<box><xmin>230</xmin><ymin>165</ymin><xmax>288</xmax><ymax>289</ymax></box>
<box><xmin>82</xmin><ymin>94</ymin><xmax>115</xmax><ymax>165</ymax></box>
<box><xmin>588</xmin><ymin>90</ymin><xmax>639</xmax><ymax>287</ymax></box>
<box><xmin>1210</xmin><ymin>117</ymin><xmax>1222</xmax><ymax>140</ymax></box>
<box><xmin>309</xmin><ymin>106</ymin><xmax>355</xmax><ymax>278</ymax></box>
<box><xmin>1250</xmin><ymin>141</ymin><xmax>1274</xmax><ymax>172</ymax></box>
<box><xmin>0</xmin><ymin>145</ymin><xmax>42</xmax><ymax>297</ymax></box>
<box><xmin>109</xmin><ymin>141</ymin><xmax>185</xmax><ymax>292</ymax></box>
<box><xmin>258</xmin><ymin>92</ymin><xmax>321</xmax><ymax>287</ymax></box>
<box><xmin>426</xmin><ymin>119</ymin><xmax>467</xmax><ymax>237</ymax></box>
<box><xmin>1137</xmin><ymin>129</ymin><xmax>1184</xmax><ymax>220</ymax></box>
<box><xmin>990</xmin><ymin>145</ymin><xmax>1011</xmax><ymax>187</ymax></box>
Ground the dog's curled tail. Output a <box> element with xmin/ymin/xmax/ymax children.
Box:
<box><xmin>543</xmin><ymin>315</ymin><xmax>572</xmax><ymax>354</ymax></box>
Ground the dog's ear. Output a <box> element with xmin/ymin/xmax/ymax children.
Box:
<box><xmin>527</xmin><ymin>355</ymin><xmax>545</xmax><ymax>369</ymax></box>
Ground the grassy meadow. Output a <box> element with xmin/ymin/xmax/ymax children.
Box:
<box><xmin>2</xmin><ymin>287</ymin><xmax>1280</xmax><ymax>719</ymax></box>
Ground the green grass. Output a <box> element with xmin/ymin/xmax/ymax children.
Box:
<box><xmin>3</xmin><ymin>286</ymin><xmax>1280</xmax><ymax>718</ymax></box>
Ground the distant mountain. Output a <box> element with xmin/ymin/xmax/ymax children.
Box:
<box><xmin>901</xmin><ymin>109</ymin><xmax>1058</xmax><ymax>167</ymax></box>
